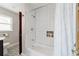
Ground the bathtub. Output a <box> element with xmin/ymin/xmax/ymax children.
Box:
<box><xmin>26</xmin><ymin>43</ymin><xmax>53</xmax><ymax>56</ymax></box>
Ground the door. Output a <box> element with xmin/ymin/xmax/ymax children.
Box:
<box><xmin>19</xmin><ymin>12</ymin><xmax>22</xmax><ymax>55</ymax></box>
<box><xmin>76</xmin><ymin>3</ymin><xmax>79</xmax><ymax>55</ymax></box>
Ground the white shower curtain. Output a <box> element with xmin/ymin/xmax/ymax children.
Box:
<box><xmin>54</xmin><ymin>3</ymin><xmax>76</xmax><ymax>56</ymax></box>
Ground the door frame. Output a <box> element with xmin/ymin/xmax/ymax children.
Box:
<box><xmin>19</xmin><ymin>12</ymin><xmax>22</xmax><ymax>55</ymax></box>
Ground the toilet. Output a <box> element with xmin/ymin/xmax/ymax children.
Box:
<box><xmin>3</xmin><ymin>42</ymin><xmax>10</xmax><ymax>55</ymax></box>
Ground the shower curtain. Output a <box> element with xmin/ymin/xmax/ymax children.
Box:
<box><xmin>54</xmin><ymin>3</ymin><xmax>76</xmax><ymax>56</ymax></box>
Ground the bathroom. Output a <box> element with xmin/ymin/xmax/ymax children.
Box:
<box><xmin>0</xmin><ymin>3</ymin><xmax>55</xmax><ymax>56</ymax></box>
<box><xmin>0</xmin><ymin>3</ymin><xmax>76</xmax><ymax>56</ymax></box>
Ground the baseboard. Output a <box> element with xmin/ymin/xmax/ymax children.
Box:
<box><xmin>21</xmin><ymin>53</ymin><xmax>26</xmax><ymax>56</ymax></box>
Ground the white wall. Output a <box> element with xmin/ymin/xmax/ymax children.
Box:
<box><xmin>26</xmin><ymin>4</ymin><xmax>56</xmax><ymax>50</ymax></box>
<box><xmin>35</xmin><ymin>4</ymin><xmax>55</xmax><ymax>47</ymax></box>
<box><xmin>0</xmin><ymin>7</ymin><xmax>19</xmax><ymax>44</ymax></box>
<box><xmin>0</xmin><ymin>3</ymin><xmax>26</xmax><ymax>13</ymax></box>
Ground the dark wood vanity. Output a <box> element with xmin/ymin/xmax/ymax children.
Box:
<box><xmin>0</xmin><ymin>40</ymin><xmax>3</xmax><ymax>56</ymax></box>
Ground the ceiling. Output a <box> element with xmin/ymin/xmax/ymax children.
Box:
<box><xmin>27</xmin><ymin>3</ymin><xmax>48</xmax><ymax>10</ymax></box>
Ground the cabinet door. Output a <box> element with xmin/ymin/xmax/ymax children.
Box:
<box><xmin>0</xmin><ymin>40</ymin><xmax>3</xmax><ymax>56</ymax></box>
<box><xmin>76</xmin><ymin>3</ymin><xmax>79</xmax><ymax>55</ymax></box>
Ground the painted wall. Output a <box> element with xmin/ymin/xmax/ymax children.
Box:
<box><xmin>35</xmin><ymin>4</ymin><xmax>55</xmax><ymax>47</ymax></box>
<box><xmin>27</xmin><ymin>4</ymin><xmax>56</xmax><ymax>50</ymax></box>
<box><xmin>0</xmin><ymin>7</ymin><xmax>19</xmax><ymax>44</ymax></box>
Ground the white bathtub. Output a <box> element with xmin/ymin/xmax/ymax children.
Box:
<box><xmin>26</xmin><ymin>43</ymin><xmax>53</xmax><ymax>56</ymax></box>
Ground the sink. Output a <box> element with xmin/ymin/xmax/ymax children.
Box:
<box><xmin>0</xmin><ymin>33</ymin><xmax>8</xmax><ymax>40</ymax></box>
<box><xmin>0</xmin><ymin>37</ymin><xmax>6</xmax><ymax>40</ymax></box>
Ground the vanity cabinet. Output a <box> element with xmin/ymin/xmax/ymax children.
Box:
<box><xmin>0</xmin><ymin>40</ymin><xmax>3</xmax><ymax>56</ymax></box>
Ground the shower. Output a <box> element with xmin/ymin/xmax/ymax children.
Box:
<box><xmin>26</xmin><ymin>4</ymin><xmax>56</xmax><ymax>56</ymax></box>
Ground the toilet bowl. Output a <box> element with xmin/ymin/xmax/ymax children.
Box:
<box><xmin>3</xmin><ymin>42</ymin><xmax>10</xmax><ymax>55</ymax></box>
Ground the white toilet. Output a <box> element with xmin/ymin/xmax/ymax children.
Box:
<box><xmin>3</xmin><ymin>42</ymin><xmax>10</xmax><ymax>55</ymax></box>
